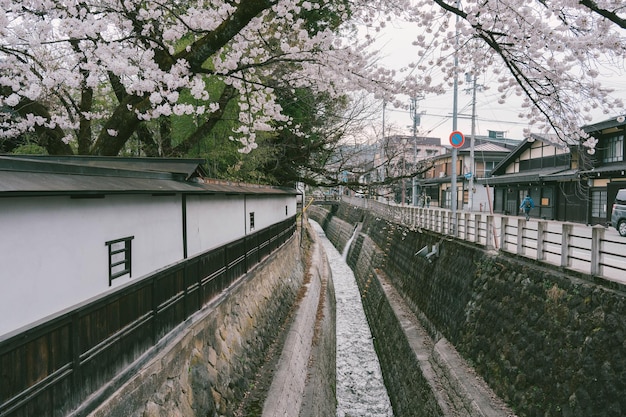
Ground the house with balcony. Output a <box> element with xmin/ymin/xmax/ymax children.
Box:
<box><xmin>482</xmin><ymin>133</ymin><xmax>580</xmax><ymax>221</ymax></box>
<box><xmin>579</xmin><ymin>116</ymin><xmax>626</xmax><ymax>225</ymax></box>
<box><xmin>417</xmin><ymin>134</ymin><xmax>516</xmax><ymax>211</ymax></box>
<box><xmin>483</xmin><ymin>115</ymin><xmax>626</xmax><ymax>225</ymax></box>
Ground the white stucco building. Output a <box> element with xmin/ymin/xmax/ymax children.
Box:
<box><xmin>0</xmin><ymin>155</ymin><xmax>298</xmax><ymax>337</ymax></box>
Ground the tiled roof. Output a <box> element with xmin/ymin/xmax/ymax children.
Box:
<box><xmin>0</xmin><ymin>155</ymin><xmax>297</xmax><ymax>196</ymax></box>
<box><xmin>472</xmin><ymin>142</ymin><xmax>511</xmax><ymax>152</ymax></box>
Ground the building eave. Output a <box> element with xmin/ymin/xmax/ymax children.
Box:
<box><xmin>478</xmin><ymin>167</ymin><xmax>576</xmax><ymax>185</ymax></box>
<box><xmin>0</xmin><ymin>156</ymin><xmax>298</xmax><ymax>197</ymax></box>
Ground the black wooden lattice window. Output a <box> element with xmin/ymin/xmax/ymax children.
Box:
<box><xmin>602</xmin><ymin>134</ymin><xmax>624</xmax><ymax>163</ymax></box>
<box><xmin>249</xmin><ymin>212</ymin><xmax>255</xmax><ymax>231</ymax></box>
<box><xmin>105</xmin><ymin>236</ymin><xmax>134</xmax><ymax>286</ymax></box>
<box><xmin>591</xmin><ymin>189</ymin><xmax>608</xmax><ymax>218</ymax></box>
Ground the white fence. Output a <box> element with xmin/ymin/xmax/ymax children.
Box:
<box><xmin>343</xmin><ymin>196</ymin><xmax>626</xmax><ymax>285</ymax></box>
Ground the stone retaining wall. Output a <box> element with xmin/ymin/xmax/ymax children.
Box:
<box><xmin>309</xmin><ymin>202</ymin><xmax>626</xmax><ymax>417</ymax></box>
<box><xmin>309</xmin><ymin>205</ymin><xmax>508</xmax><ymax>416</ymax></box>
<box><xmin>88</xmin><ymin>233</ymin><xmax>306</xmax><ymax>417</ymax></box>
<box><xmin>347</xmin><ymin>232</ymin><xmax>446</xmax><ymax>416</ymax></box>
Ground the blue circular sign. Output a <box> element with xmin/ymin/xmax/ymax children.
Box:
<box><xmin>449</xmin><ymin>131</ymin><xmax>465</xmax><ymax>148</ymax></box>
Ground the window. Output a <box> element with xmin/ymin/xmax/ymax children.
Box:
<box><xmin>105</xmin><ymin>236</ymin><xmax>134</xmax><ymax>286</ymax></box>
<box><xmin>488</xmin><ymin>130</ymin><xmax>505</xmax><ymax>139</ymax></box>
<box><xmin>249</xmin><ymin>212</ymin><xmax>255</xmax><ymax>231</ymax></box>
<box><xmin>482</xmin><ymin>161</ymin><xmax>497</xmax><ymax>177</ymax></box>
<box><xmin>603</xmin><ymin>134</ymin><xmax>624</xmax><ymax>163</ymax></box>
<box><xmin>591</xmin><ymin>189</ymin><xmax>607</xmax><ymax>218</ymax></box>
<box><xmin>285</xmin><ymin>205</ymin><xmax>288</xmax><ymax>216</ymax></box>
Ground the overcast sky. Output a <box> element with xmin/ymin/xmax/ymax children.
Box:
<box><xmin>366</xmin><ymin>20</ymin><xmax>626</xmax><ymax>145</ymax></box>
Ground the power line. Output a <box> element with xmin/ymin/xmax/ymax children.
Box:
<box><xmin>386</xmin><ymin>107</ymin><xmax>529</xmax><ymax>126</ymax></box>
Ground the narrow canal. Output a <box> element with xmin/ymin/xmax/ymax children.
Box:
<box><xmin>309</xmin><ymin>220</ymin><xmax>393</xmax><ymax>417</ymax></box>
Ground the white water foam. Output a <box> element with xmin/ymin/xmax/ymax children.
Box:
<box><xmin>309</xmin><ymin>220</ymin><xmax>393</xmax><ymax>417</ymax></box>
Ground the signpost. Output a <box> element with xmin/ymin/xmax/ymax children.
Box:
<box><xmin>449</xmin><ymin>131</ymin><xmax>464</xmax><ymax>237</ymax></box>
<box><xmin>449</xmin><ymin>131</ymin><xmax>465</xmax><ymax>148</ymax></box>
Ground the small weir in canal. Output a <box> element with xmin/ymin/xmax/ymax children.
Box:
<box><xmin>309</xmin><ymin>220</ymin><xmax>393</xmax><ymax>417</ymax></box>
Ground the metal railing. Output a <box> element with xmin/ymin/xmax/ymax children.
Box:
<box><xmin>0</xmin><ymin>217</ymin><xmax>297</xmax><ymax>417</ymax></box>
<box><xmin>342</xmin><ymin>196</ymin><xmax>626</xmax><ymax>284</ymax></box>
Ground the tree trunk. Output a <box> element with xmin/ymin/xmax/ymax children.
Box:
<box><xmin>171</xmin><ymin>85</ymin><xmax>236</xmax><ymax>156</ymax></box>
<box><xmin>91</xmin><ymin>0</ymin><xmax>274</xmax><ymax>156</ymax></box>
<box><xmin>11</xmin><ymin>96</ymin><xmax>74</xmax><ymax>155</ymax></box>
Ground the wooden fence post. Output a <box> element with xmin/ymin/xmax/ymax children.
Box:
<box><xmin>448</xmin><ymin>211</ymin><xmax>457</xmax><ymax>237</ymax></box>
<box><xmin>427</xmin><ymin>209</ymin><xmax>435</xmax><ymax>230</ymax></box>
<box><xmin>474</xmin><ymin>214</ymin><xmax>482</xmax><ymax>243</ymax></box>
<box><xmin>71</xmin><ymin>312</ymin><xmax>81</xmax><ymax>390</ymax></box>
<box><xmin>486</xmin><ymin>215</ymin><xmax>494</xmax><ymax>250</ymax></box>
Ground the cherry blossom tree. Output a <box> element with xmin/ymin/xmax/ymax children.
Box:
<box><xmin>403</xmin><ymin>0</ymin><xmax>625</xmax><ymax>151</ymax></box>
<box><xmin>0</xmin><ymin>0</ymin><xmax>624</xmax><ymax>157</ymax></box>
<box><xmin>0</xmin><ymin>0</ymin><xmax>398</xmax><ymax>155</ymax></box>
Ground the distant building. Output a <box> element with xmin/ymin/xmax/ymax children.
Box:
<box><xmin>373</xmin><ymin>135</ymin><xmax>446</xmax><ymax>202</ymax></box>
<box><xmin>483</xmin><ymin>115</ymin><xmax>626</xmax><ymax>224</ymax></box>
<box><xmin>419</xmin><ymin>134</ymin><xmax>517</xmax><ymax>210</ymax></box>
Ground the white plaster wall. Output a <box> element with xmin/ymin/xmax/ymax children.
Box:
<box><xmin>185</xmin><ymin>194</ymin><xmax>297</xmax><ymax>256</ymax></box>
<box><xmin>0</xmin><ymin>192</ymin><xmax>297</xmax><ymax>337</ymax></box>
<box><xmin>245</xmin><ymin>195</ymin><xmax>296</xmax><ymax>232</ymax></box>
<box><xmin>464</xmin><ymin>185</ymin><xmax>494</xmax><ymax>212</ymax></box>
<box><xmin>185</xmin><ymin>195</ymin><xmax>246</xmax><ymax>257</ymax></box>
<box><xmin>0</xmin><ymin>194</ymin><xmax>183</xmax><ymax>337</ymax></box>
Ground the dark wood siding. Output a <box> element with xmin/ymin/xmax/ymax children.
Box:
<box><xmin>556</xmin><ymin>182</ymin><xmax>588</xmax><ymax>223</ymax></box>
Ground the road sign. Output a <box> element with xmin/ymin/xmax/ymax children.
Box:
<box><xmin>449</xmin><ymin>131</ymin><xmax>465</xmax><ymax>148</ymax></box>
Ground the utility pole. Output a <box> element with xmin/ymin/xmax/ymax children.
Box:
<box><xmin>468</xmin><ymin>72</ymin><xmax>477</xmax><ymax>212</ymax></box>
<box><xmin>382</xmin><ymin>100</ymin><xmax>386</xmax><ymax>151</ymax></box>
<box><xmin>450</xmin><ymin>2</ymin><xmax>460</xmax><ymax>236</ymax></box>
<box><xmin>381</xmin><ymin>100</ymin><xmax>389</xmax><ymax>203</ymax></box>
<box><xmin>410</xmin><ymin>97</ymin><xmax>422</xmax><ymax>206</ymax></box>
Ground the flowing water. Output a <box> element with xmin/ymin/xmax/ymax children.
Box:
<box><xmin>309</xmin><ymin>220</ymin><xmax>393</xmax><ymax>417</ymax></box>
